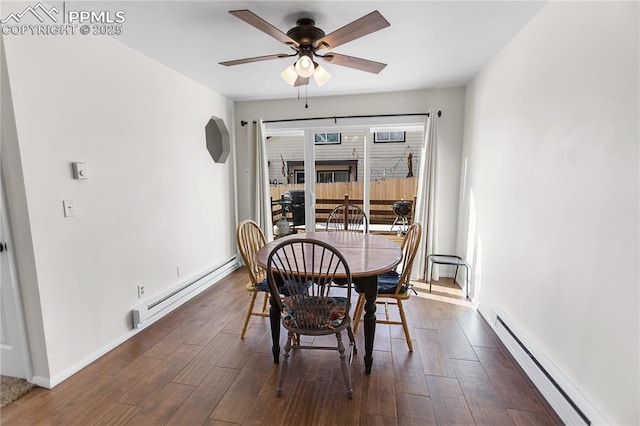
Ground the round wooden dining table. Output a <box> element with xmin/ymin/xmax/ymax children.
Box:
<box><xmin>257</xmin><ymin>231</ymin><xmax>402</xmax><ymax>374</ymax></box>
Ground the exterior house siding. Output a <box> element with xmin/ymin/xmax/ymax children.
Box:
<box><xmin>267</xmin><ymin>130</ymin><xmax>423</xmax><ymax>184</ymax></box>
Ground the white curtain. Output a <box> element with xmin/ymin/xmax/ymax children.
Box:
<box><xmin>412</xmin><ymin>111</ymin><xmax>438</xmax><ymax>281</ymax></box>
<box><xmin>254</xmin><ymin>120</ymin><xmax>274</xmax><ymax>241</ymax></box>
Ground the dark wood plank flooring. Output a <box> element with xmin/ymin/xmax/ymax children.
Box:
<box><xmin>1</xmin><ymin>268</ymin><xmax>562</xmax><ymax>425</ymax></box>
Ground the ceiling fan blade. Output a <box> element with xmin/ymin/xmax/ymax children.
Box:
<box><xmin>229</xmin><ymin>10</ymin><xmax>298</xmax><ymax>47</ymax></box>
<box><xmin>322</xmin><ymin>53</ymin><xmax>387</xmax><ymax>74</ymax></box>
<box><xmin>219</xmin><ymin>53</ymin><xmax>291</xmax><ymax>66</ymax></box>
<box><xmin>316</xmin><ymin>11</ymin><xmax>390</xmax><ymax>50</ymax></box>
<box><xmin>294</xmin><ymin>76</ymin><xmax>310</xmax><ymax>87</ymax></box>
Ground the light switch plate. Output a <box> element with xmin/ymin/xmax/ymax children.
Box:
<box><xmin>63</xmin><ymin>200</ymin><xmax>76</xmax><ymax>217</ymax></box>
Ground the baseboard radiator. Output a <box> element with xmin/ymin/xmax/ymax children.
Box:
<box><xmin>493</xmin><ymin>310</ymin><xmax>606</xmax><ymax>425</ymax></box>
<box><xmin>132</xmin><ymin>256</ymin><xmax>238</xmax><ymax>329</ymax></box>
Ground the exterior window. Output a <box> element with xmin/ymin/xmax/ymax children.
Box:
<box><xmin>314</xmin><ymin>132</ymin><xmax>341</xmax><ymax>145</ymax></box>
<box><xmin>374</xmin><ymin>131</ymin><xmax>405</xmax><ymax>143</ymax></box>
<box><xmin>334</xmin><ymin>171</ymin><xmax>350</xmax><ymax>182</ymax></box>
<box><xmin>317</xmin><ymin>171</ymin><xmax>350</xmax><ymax>183</ymax></box>
<box><xmin>295</xmin><ymin>171</ymin><xmax>305</xmax><ymax>184</ymax></box>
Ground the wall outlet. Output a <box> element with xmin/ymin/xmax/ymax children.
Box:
<box><xmin>137</xmin><ymin>285</ymin><xmax>145</xmax><ymax>298</ymax></box>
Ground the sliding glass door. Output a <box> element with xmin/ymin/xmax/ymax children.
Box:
<box><xmin>264</xmin><ymin>116</ymin><xmax>424</xmax><ymax>234</ymax></box>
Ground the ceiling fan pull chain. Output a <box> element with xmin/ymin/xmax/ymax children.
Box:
<box><xmin>305</xmin><ymin>85</ymin><xmax>308</xmax><ymax>109</ymax></box>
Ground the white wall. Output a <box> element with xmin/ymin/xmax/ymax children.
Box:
<box><xmin>458</xmin><ymin>2</ymin><xmax>639</xmax><ymax>424</ymax></box>
<box><xmin>2</xmin><ymin>32</ymin><xmax>236</xmax><ymax>385</ymax></box>
<box><xmin>235</xmin><ymin>88</ymin><xmax>465</xmax><ymax>261</ymax></box>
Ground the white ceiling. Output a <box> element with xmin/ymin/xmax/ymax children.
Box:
<box><xmin>77</xmin><ymin>1</ymin><xmax>545</xmax><ymax>101</ymax></box>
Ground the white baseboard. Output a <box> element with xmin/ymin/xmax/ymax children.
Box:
<box><xmin>480</xmin><ymin>308</ymin><xmax>608</xmax><ymax>425</ymax></box>
<box><xmin>42</xmin><ymin>327</ymin><xmax>141</xmax><ymax>389</ymax></box>
<box><xmin>30</xmin><ymin>375</ymin><xmax>52</xmax><ymax>389</ymax></box>
<box><xmin>36</xmin><ymin>260</ymin><xmax>238</xmax><ymax>389</ymax></box>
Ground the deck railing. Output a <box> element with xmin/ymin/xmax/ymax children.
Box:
<box><xmin>270</xmin><ymin>177</ymin><xmax>418</xmax><ymax>229</ymax></box>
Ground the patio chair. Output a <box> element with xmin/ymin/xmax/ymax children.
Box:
<box><xmin>326</xmin><ymin>203</ymin><xmax>369</xmax><ymax>233</ymax></box>
<box><xmin>236</xmin><ymin>219</ymin><xmax>271</xmax><ymax>338</ymax></box>
<box><xmin>353</xmin><ymin>222</ymin><xmax>422</xmax><ymax>351</ymax></box>
<box><xmin>267</xmin><ymin>237</ymin><xmax>355</xmax><ymax>398</ymax></box>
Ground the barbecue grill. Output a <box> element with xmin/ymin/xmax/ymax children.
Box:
<box><xmin>282</xmin><ymin>190</ymin><xmax>305</xmax><ymax>227</ymax></box>
<box><xmin>391</xmin><ymin>200</ymin><xmax>412</xmax><ymax>234</ymax></box>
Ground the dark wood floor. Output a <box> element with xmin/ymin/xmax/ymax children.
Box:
<box><xmin>1</xmin><ymin>267</ymin><xmax>562</xmax><ymax>425</ymax></box>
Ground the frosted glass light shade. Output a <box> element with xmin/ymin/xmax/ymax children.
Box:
<box><xmin>281</xmin><ymin>64</ymin><xmax>298</xmax><ymax>86</ymax></box>
<box><xmin>313</xmin><ymin>64</ymin><xmax>331</xmax><ymax>87</ymax></box>
<box><xmin>294</xmin><ymin>56</ymin><xmax>314</xmax><ymax>78</ymax></box>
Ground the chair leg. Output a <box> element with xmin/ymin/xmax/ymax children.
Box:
<box><xmin>336</xmin><ymin>331</ymin><xmax>353</xmax><ymax>399</ymax></box>
<box><xmin>346</xmin><ymin>325</ymin><xmax>357</xmax><ymax>358</ymax></box>
<box><xmin>241</xmin><ymin>290</ymin><xmax>258</xmax><ymax>338</ymax></box>
<box><xmin>429</xmin><ymin>260</ymin><xmax>434</xmax><ymax>293</ymax></box>
<box><xmin>352</xmin><ymin>293</ymin><xmax>365</xmax><ymax>334</ymax></box>
<box><xmin>260</xmin><ymin>291</ymin><xmax>269</xmax><ymax>313</ymax></box>
<box><xmin>277</xmin><ymin>331</ymin><xmax>294</xmax><ymax>397</ymax></box>
<box><xmin>464</xmin><ymin>264</ymin><xmax>470</xmax><ymax>299</ymax></box>
<box><xmin>397</xmin><ymin>300</ymin><xmax>413</xmax><ymax>352</ymax></box>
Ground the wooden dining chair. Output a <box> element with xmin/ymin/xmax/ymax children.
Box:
<box><xmin>353</xmin><ymin>222</ymin><xmax>422</xmax><ymax>351</ymax></box>
<box><xmin>267</xmin><ymin>238</ymin><xmax>355</xmax><ymax>398</ymax></box>
<box><xmin>236</xmin><ymin>219</ymin><xmax>271</xmax><ymax>338</ymax></box>
<box><xmin>326</xmin><ymin>203</ymin><xmax>369</xmax><ymax>233</ymax></box>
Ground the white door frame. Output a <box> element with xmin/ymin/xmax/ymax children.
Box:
<box><xmin>0</xmin><ymin>183</ymin><xmax>33</xmax><ymax>380</ymax></box>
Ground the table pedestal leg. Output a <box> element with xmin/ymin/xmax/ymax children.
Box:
<box><xmin>269</xmin><ymin>293</ymin><xmax>280</xmax><ymax>363</ymax></box>
<box><xmin>355</xmin><ymin>275</ymin><xmax>378</xmax><ymax>374</ymax></box>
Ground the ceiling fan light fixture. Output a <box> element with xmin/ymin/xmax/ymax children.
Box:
<box><xmin>222</xmin><ymin>9</ymin><xmax>390</xmax><ymax>96</ymax></box>
<box><xmin>294</xmin><ymin>55</ymin><xmax>314</xmax><ymax>78</ymax></box>
<box><xmin>313</xmin><ymin>63</ymin><xmax>331</xmax><ymax>87</ymax></box>
<box><xmin>280</xmin><ymin>64</ymin><xmax>299</xmax><ymax>86</ymax></box>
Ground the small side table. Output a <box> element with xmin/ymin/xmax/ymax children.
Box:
<box><xmin>427</xmin><ymin>254</ymin><xmax>470</xmax><ymax>299</ymax></box>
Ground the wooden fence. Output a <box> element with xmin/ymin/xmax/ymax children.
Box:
<box><xmin>270</xmin><ymin>177</ymin><xmax>418</xmax><ymax>227</ymax></box>
<box><xmin>270</xmin><ymin>177</ymin><xmax>417</xmax><ymax>201</ymax></box>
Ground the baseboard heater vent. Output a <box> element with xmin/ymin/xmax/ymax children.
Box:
<box><xmin>493</xmin><ymin>311</ymin><xmax>605</xmax><ymax>426</ymax></box>
<box><xmin>132</xmin><ymin>256</ymin><xmax>238</xmax><ymax>329</ymax></box>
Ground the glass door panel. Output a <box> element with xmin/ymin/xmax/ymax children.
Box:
<box><xmin>369</xmin><ymin>128</ymin><xmax>423</xmax><ymax>233</ymax></box>
<box><xmin>264</xmin><ymin>132</ymin><xmax>304</xmax><ymax>235</ymax></box>
<box><xmin>313</xmin><ymin>128</ymin><xmax>365</xmax><ymax>232</ymax></box>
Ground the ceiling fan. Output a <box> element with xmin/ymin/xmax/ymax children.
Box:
<box><xmin>219</xmin><ymin>10</ymin><xmax>390</xmax><ymax>87</ymax></box>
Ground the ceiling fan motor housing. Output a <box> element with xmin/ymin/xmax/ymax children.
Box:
<box><xmin>287</xmin><ymin>18</ymin><xmax>326</xmax><ymax>47</ymax></box>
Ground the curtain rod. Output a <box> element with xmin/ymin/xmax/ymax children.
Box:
<box><xmin>240</xmin><ymin>111</ymin><xmax>442</xmax><ymax>126</ymax></box>
<box><xmin>259</xmin><ymin>111</ymin><xmax>441</xmax><ymax>125</ymax></box>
